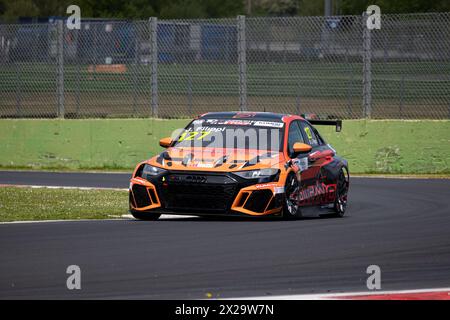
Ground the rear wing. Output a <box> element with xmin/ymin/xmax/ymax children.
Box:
<box><xmin>308</xmin><ymin>119</ymin><xmax>342</xmax><ymax>132</ymax></box>
<box><xmin>301</xmin><ymin>114</ymin><xmax>342</xmax><ymax>132</ymax></box>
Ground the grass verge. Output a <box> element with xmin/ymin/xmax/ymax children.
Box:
<box><xmin>1</xmin><ymin>119</ymin><xmax>449</xmax><ymax>174</ymax></box>
<box><xmin>0</xmin><ymin>187</ymin><xmax>128</xmax><ymax>222</ymax></box>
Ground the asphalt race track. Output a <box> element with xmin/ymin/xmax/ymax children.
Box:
<box><xmin>1</xmin><ymin>171</ymin><xmax>450</xmax><ymax>299</ymax></box>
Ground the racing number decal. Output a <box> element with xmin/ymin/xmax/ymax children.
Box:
<box><xmin>197</xmin><ymin>131</ymin><xmax>212</xmax><ymax>140</ymax></box>
<box><xmin>178</xmin><ymin>131</ymin><xmax>211</xmax><ymax>141</ymax></box>
<box><xmin>304</xmin><ymin>126</ymin><xmax>318</xmax><ymax>146</ymax></box>
<box><xmin>179</xmin><ymin>131</ymin><xmax>197</xmax><ymax>141</ymax></box>
<box><xmin>304</xmin><ymin>126</ymin><xmax>313</xmax><ymax>140</ymax></box>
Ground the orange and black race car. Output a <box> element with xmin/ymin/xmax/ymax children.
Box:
<box><xmin>129</xmin><ymin>112</ymin><xmax>349</xmax><ymax>220</ymax></box>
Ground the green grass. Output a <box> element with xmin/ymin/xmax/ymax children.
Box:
<box><xmin>0</xmin><ymin>187</ymin><xmax>128</xmax><ymax>222</ymax></box>
<box><xmin>0</xmin><ymin>119</ymin><xmax>449</xmax><ymax>174</ymax></box>
<box><xmin>1</xmin><ymin>61</ymin><xmax>449</xmax><ymax>98</ymax></box>
<box><xmin>2</xmin><ymin>61</ymin><xmax>448</xmax><ymax>119</ymax></box>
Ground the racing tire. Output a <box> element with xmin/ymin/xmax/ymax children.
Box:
<box><xmin>282</xmin><ymin>172</ymin><xmax>303</xmax><ymax>220</ymax></box>
<box><xmin>130</xmin><ymin>210</ymin><xmax>161</xmax><ymax>221</ymax></box>
<box><xmin>332</xmin><ymin>167</ymin><xmax>349</xmax><ymax>217</ymax></box>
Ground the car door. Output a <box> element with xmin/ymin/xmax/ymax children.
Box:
<box><xmin>287</xmin><ymin>120</ymin><xmax>305</xmax><ymax>157</ymax></box>
<box><xmin>298</xmin><ymin>121</ymin><xmax>336</xmax><ymax>206</ymax></box>
<box><xmin>286</xmin><ymin>120</ymin><xmax>316</xmax><ymax>206</ymax></box>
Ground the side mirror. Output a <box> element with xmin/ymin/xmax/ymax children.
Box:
<box><xmin>159</xmin><ymin>137</ymin><xmax>172</xmax><ymax>148</ymax></box>
<box><xmin>292</xmin><ymin>142</ymin><xmax>312</xmax><ymax>156</ymax></box>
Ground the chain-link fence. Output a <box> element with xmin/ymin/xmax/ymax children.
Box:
<box><xmin>0</xmin><ymin>13</ymin><xmax>449</xmax><ymax>119</ymax></box>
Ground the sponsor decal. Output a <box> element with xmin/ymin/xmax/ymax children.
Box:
<box><xmin>224</xmin><ymin>120</ymin><xmax>253</xmax><ymax>126</ymax></box>
<box><xmin>188</xmin><ymin>126</ymin><xmax>225</xmax><ymax>132</ymax></box>
<box><xmin>253</xmin><ymin>121</ymin><xmax>284</xmax><ymax>128</ymax></box>
<box><xmin>232</xmin><ymin>112</ymin><xmax>258</xmax><ymax>118</ymax></box>
<box><xmin>274</xmin><ymin>186</ymin><xmax>285</xmax><ymax>194</ymax></box>
<box><xmin>298</xmin><ymin>157</ymin><xmax>308</xmax><ymax>171</ymax></box>
<box><xmin>195</xmin><ymin>163</ymin><xmax>214</xmax><ymax>168</ymax></box>
<box><xmin>255</xmin><ymin>183</ymin><xmax>277</xmax><ymax>189</ymax></box>
<box><xmin>254</xmin><ymin>184</ymin><xmax>285</xmax><ymax>194</ymax></box>
<box><xmin>288</xmin><ymin>157</ymin><xmax>309</xmax><ymax>173</ymax></box>
<box><xmin>202</xmin><ymin>119</ymin><xmax>283</xmax><ymax>128</ymax></box>
<box><xmin>292</xmin><ymin>182</ymin><xmax>337</xmax><ymax>206</ymax></box>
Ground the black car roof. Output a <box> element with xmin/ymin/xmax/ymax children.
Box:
<box><xmin>199</xmin><ymin>111</ymin><xmax>285</xmax><ymax>122</ymax></box>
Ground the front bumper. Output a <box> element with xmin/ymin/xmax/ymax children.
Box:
<box><xmin>129</xmin><ymin>171</ymin><xmax>283</xmax><ymax>216</ymax></box>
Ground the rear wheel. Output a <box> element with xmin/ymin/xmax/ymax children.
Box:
<box><xmin>130</xmin><ymin>210</ymin><xmax>161</xmax><ymax>221</ymax></box>
<box><xmin>333</xmin><ymin>167</ymin><xmax>349</xmax><ymax>217</ymax></box>
<box><xmin>283</xmin><ymin>172</ymin><xmax>302</xmax><ymax>219</ymax></box>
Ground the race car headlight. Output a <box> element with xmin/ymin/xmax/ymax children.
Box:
<box><xmin>141</xmin><ymin>164</ymin><xmax>166</xmax><ymax>179</ymax></box>
<box><xmin>234</xmin><ymin>168</ymin><xmax>280</xmax><ymax>181</ymax></box>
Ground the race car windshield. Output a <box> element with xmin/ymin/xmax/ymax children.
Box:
<box><xmin>173</xmin><ymin>119</ymin><xmax>284</xmax><ymax>152</ymax></box>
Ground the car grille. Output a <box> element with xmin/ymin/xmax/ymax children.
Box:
<box><xmin>161</xmin><ymin>173</ymin><xmax>237</xmax><ymax>212</ymax></box>
<box><xmin>132</xmin><ymin>184</ymin><xmax>152</xmax><ymax>208</ymax></box>
<box><xmin>244</xmin><ymin>189</ymin><xmax>273</xmax><ymax>213</ymax></box>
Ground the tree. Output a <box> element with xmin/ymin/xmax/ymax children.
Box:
<box><xmin>252</xmin><ymin>0</ymin><xmax>300</xmax><ymax>16</ymax></box>
<box><xmin>1</xmin><ymin>0</ymin><xmax>449</xmax><ymax>21</ymax></box>
<box><xmin>297</xmin><ymin>0</ymin><xmax>323</xmax><ymax>16</ymax></box>
<box><xmin>74</xmin><ymin>0</ymin><xmax>156</xmax><ymax>19</ymax></box>
<box><xmin>159</xmin><ymin>0</ymin><xmax>207</xmax><ymax>19</ymax></box>
<box><xmin>33</xmin><ymin>0</ymin><xmax>73</xmax><ymax>17</ymax></box>
<box><xmin>202</xmin><ymin>0</ymin><xmax>244</xmax><ymax>18</ymax></box>
<box><xmin>2</xmin><ymin>0</ymin><xmax>39</xmax><ymax>22</ymax></box>
<box><xmin>340</xmin><ymin>0</ymin><xmax>450</xmax><ymax>15</ymax></box>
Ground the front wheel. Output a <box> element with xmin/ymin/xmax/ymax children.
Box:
<box><xmin>332</xmin><ymin>167</ymin><xmax>349</xmax><ymax>217</ymax></box>
<box><xmin>283</xmin><ymin>172</ymin><xmax>303</xmax><ymax>220</ymax></box>
<box><xmin>130</xmin><ymin>210</ymin><xmax>161</xmax><ymax>221</ymax></box>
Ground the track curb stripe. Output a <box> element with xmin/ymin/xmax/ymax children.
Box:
<box><xmin>233</xmin><ymin>288</ymin><xmax>450</xmax><ymax>300</ymax></box>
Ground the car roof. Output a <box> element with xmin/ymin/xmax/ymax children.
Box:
<box><xmin>199</xmin><ymin>111</ymin><xmax>299</xmax><ymax>122</ymax></box>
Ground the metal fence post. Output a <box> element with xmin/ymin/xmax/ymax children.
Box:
<box><xmin>448</xmin><ymin>101</ymin><xmax>450</xmax><ymax>120</ymax></box>
<box><xmin>237</xmin><ymin>15</ymin><xmax>247</xmax><ymax>111</ymax></box>
<box><xmin>149</xmin><ymin>17</ymin><xmax>158</xmax><ymax>118</ymax></box>
<box><xmin>187</xmin><ymin>66</ymin><xmax>193</xmax><ymax>115</ymax></box>
<box><xmin>56</xmin><ymin>20</ymin><xmax>65</xmax><ymax>118</ymax></box>
<box><xmin>295</xmin><ymin>95</ymin><xmax>301</xmax><ymax>115</ymax></box>
<box><xmin>362</xmin><ymin>14</ymin><xmax>372</xmax><ymax>119</ymax></box>
<box><xmin>75</xmin><ymin>28</ymin><xmax>81</xmax><ymax>116</ymax></box>
<box><xmin>132</xmin><ymin>22</ymin><xmax>139</xmax><ymax>116</ymax></box>
<box><xmin>15</xmin><ymin>58</ymin><xmax>22</xmax><ymax>117</ymax></box>
<box><xmin>399</xmin><ymin>74</ymin><xmax>405</xmax><ymax>118</ymax></box>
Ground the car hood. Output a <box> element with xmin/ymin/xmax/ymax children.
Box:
<box><xmin>147</xmin><ymin>147</ymin><xmax>286</xmax><ymax>172</ymax></box>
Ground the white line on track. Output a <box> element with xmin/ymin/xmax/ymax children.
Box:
<box><xmin>0</xmin><ymin>184</ymin><xmax>128</xmax><ymax>191</ymax></box>
<box><xmin>0</xmin><ymin>169</ymin><xmax>129</xmax><ymax>174</ymax></box>
<box><xmin>0</xmin><ymin>214</ymin><xmax>196</xmax><ymax>224</ymax></box>
<box><xmin>0</xmin><ymin>218</ymin><xmax>126</xmax><ymax>225</ymax></box>
<box><xmin>121</xmin><ymin>214</ymin><xmax>198</xmax><ymax>220</ymax></box>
